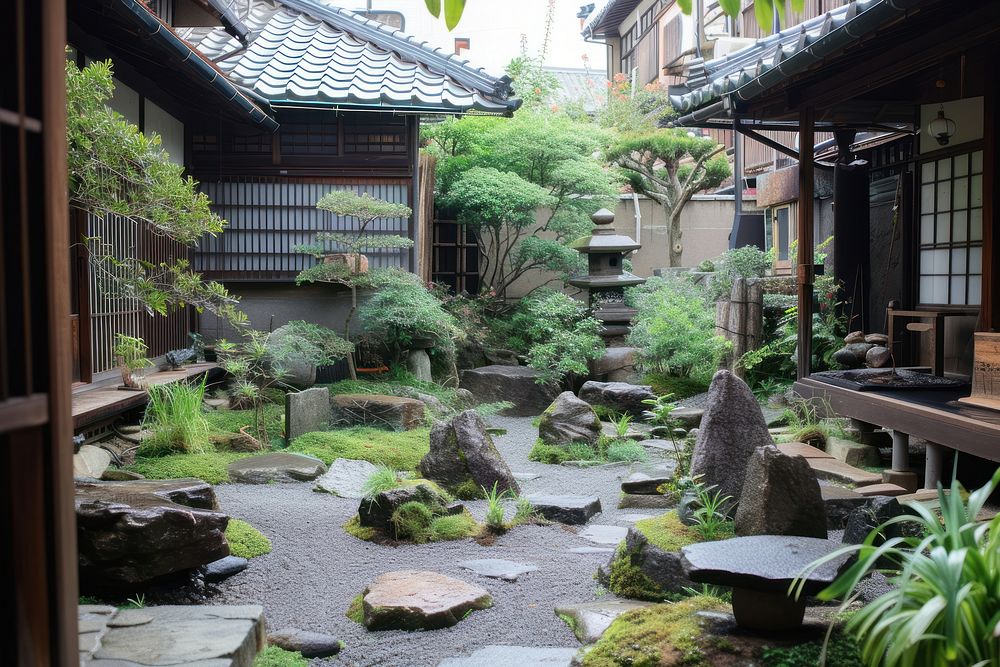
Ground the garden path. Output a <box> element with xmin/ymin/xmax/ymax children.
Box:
<box><xmin>213</xmin><ymin>416</ymin><xmax>656</xmax><ymax>666</ymax></box>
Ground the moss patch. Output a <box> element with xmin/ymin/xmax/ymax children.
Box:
<box><xmin>760</xmin><ymin>633</ymin><xmax>862</xmax><ymax>667</ymax></box>
<box><xmin>253</xmin><ymin>646</ymin><xmax>308</xmax><ymax>667</ymax></box>
<box><xmin>225</xmin><ymin>518</ymin><xmax>272</xmax><ymax>558</ymax></box>
<box><xmin>128</xmin><ymin>451</ymin><xmax>251</xmax><ymax>484</ymax></box>
<box><xmin>645</xmin><ymin>372</ymin><xmax>710</xmax><ymax>400</ymax></box>
<box><xmin>528</xmin><ymin>439</ymin><xmax>599</xmax><ymax>464</ymax></box>
<box><xmin>203</xmin><ymin>404</ymin><xmax>284</xmax><ymax>437</ymax></box>
<box><xmin>343</xmin><ymin>515</ymin><xmax>377</xmax><ymax>542</ymax></box>
<box><xmin>346</xmin><ymin>594</ymin><xmax>365</xmax><ymax>625</ymax></box>
<box><xmin>451</xmin><ymin>477</ymin><xmax>484</xmax><ymax>500</ymax></box>
<box><xmin>391</xmin><ymin>501</ymin><xmax>434</xmax><ymax>542</ymax></box>
<box><xmin>429</xmin><ymin>511</ymin><xmax>479</xmax><ymax>541</ymax></box>
<box><xmin>288</xmin><ymin>427</ymin><xmax>430</xmax><ymax>471</ymax></box>
<box><xmin>633</xmin><ymin>511</ymin><xmax>700</xmax><ymax>552</ymax></box>
<box><xmin>606</xmin><ymin>543</ymin><xmax>671</xmax><ymax>602</ymax></box>
<box><xmin>582</xmin><ymin>596</ymin><xmax>727</xmax><ymax>667</ymax></box>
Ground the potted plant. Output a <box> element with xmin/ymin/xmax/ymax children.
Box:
<box><xmin>113</xmin><ymin>333</ymin><xmax>152</xmax><ymax>390</ymax></box>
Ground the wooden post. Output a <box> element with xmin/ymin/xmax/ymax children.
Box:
<box><xmin>796</xmin><ymin>107</ymin><xmax>815</xmax><ymax>379</ymax></box>
<box><xmin>747</xmin><ymin>279</ymin><xmax>763</xmax><ymax>353</ymax></box>
<box><xmin>729</xmin><ymin>277</ymin><xmax>748</xmax><ymax>373</ymax></box>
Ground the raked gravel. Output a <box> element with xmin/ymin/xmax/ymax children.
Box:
<box><xmin>212</xmin><ymin>416</ymin><xmax>665</xmax><ymax>666</ymax></box>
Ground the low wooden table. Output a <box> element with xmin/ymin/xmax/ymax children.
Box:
<box><xmin>887</xmin><ymin>308</ymin><xmax>978</xmax><ymax>376</ymax></box>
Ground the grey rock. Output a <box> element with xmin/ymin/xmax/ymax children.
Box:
<box><xmin>844</xmin><ymin>331</ymin><xmax>866</xmax><ymax>344</ymax></box>
<box><xmin>865</xmin><ymin>333</ymin><xmax>889</xmax><ymax>345</ymax></box>
<box><xmin>735</xmin><ymin>445</ymin><xmax>827</xmax><ymax>538</ymax></box>
<box><xmin>362</xmin><ymin>570</ymin><xmax>492</xmax><ymax>630</ymax></box>
<box><xmin>438</xmin><ymin>645</ymin><xmax>578</xmax><ymax>667</ymax></box>
<box><xmin>314</xmin><ymin>458</ymin><xmax>379</xmax><ymax>498</ymax></box>
<box><xmin>100</xmin><ymin>469</ymin><xmax>145</xmax><ymax>481</ymax></box>
<box><xmin>866</xmin><ymin>346</ymin><xmax>892</xmax><ymax>368</ymax></box>
<box><xmin>525</xmin><ymin>494</ymin><xmax>601</xmax><ymax>525</ymax></box>
<box><xmin>690</xmin><ymin>370</ymin><xmax>773</xmax><ymax>504</ymax></box>
<box><xmin>833</xmin><ymin>346</ymin><xmax>862</xmax><ymax>369</ymax></box>
<box><xmin>268</xmin><ymin>628</ymin><xmax>342</xmax><ymax>658</ymax></box>
<box><xmin>676</xmin><ymin>490</ymin><xmax>700</xmax><ymax>525</ymax></box>
<box><xmin>593</xmin><ymin>347</ymin><xmax>640</xmax><ymax>383</ymax></box>
<box><xmin>821</xmin><ymin>484</ymin><xmax>869</xmax><ymax>529</ymax></box>
<box><xmin>554</xmin><ymin>599</ymin><xmax>656</xmax><ymax>644</ymax></box>
<box><xmin>538</xmin><ymin>391</ymin><xmax>602</xmax><ymax>446</ymax></box>
<box><xmin>330</xmin><ymin>393</ymin><xmax>425</xmax><ymax>431</ymax></box>
<box><xmin>285</xmin><ymin>387</ymin><xmax>330</xmax><ymax>441</ymax></box>
<box><xmin>74</xmin><ymin>444</ymin><xmax>112</xmax><ymax>480</ymax></box>
<box><xmin>601</xmin><ymin>421</ymin><xmax>653</xmax><ymax>441</ymax></box>
<box><xmin>420</xmin><ymin>410</ymin><xmax>519</xmax><ymax>495</ymax></box>
<box><xmin>454</xmin><ymin>388</ymin><xmax>476</xmax><ymax>408</ymax></box>
<box><xmin>458</xmin><ymin>559</ymin><xmax>539</xmax><ymax>581</ymax></box>
<box><xmin>577</xmin><ymin>524</ymin><xmax>628</xmax><ymax>545</ymax></box>
<box><xmin>842</xmin><ymin>496</ymin><xmax>903</xmax><ymax>545</ymax></box>
<box><xmin>407</xmin><ymin>348</ymin><xmax>433</xmax><ymax>382</ymax></box>
<box><xmin>459</xmin><ymin>365</ymin><xmax>558</xmax><ymax>416</ymax></box>
<box><xmin>578</xmin><ymin>381</ymin><xmax>656</xmax><ymax>418</ymax></box>
<box><xmin>204</xmin><ymin>556</ymin><xmax>248</xmax><ymax>583</ymax></box>
<box><xmin>617</xmin><ymin>494</ymin><xmax>672</xmax><ymax>509</ymax></box>
<box><xmin>621</xmin><ymin>463</ymin><xmax>676</xmax><ymax>495</ymax></box>
<box><xmin>226</xmin><ymin>452</ymin><xmax>326</xmax><ymax>484</ymax></box>
<box><xmin>358</xmin><ymin>484</ymin><xmax>451</xmax><ymax>532</ymax></box>
<box><xmin>597</xmin><ymin>525</ymin><xmax>696</xmax><ymax>596</ymax></box>
<box><xmin>671</xmin><ymin>407</ymin><xmax>705</xmax><ymax>430</ymax></box>
<box><xmin>414</xmin><ymin>392</ymin><xmax>448</xmax><ymax>417</ymax></box>
<box><xmin>267</xmin><ymin>324</ymin><xmax>317</xmax><ymax>388</ymax></box>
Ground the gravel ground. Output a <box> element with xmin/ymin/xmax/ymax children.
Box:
<box><xmin>212</xmin><ymin>416</ymin><xmax>668</xmax><ymax>666</ymax></box>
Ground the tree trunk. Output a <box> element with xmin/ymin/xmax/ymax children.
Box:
<box><xmin>667</xmin><ymin>209</ymin><xmax>683</xmax><ymax>267</ymax></box>
<box><xmin>345</xmin><ymin>284</ymin><xmax>358</xmax><ymax>381</ymax></box>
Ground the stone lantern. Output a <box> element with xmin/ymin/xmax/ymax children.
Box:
<box><xmin>569</xmin><ymin>208</ymin><xmax>645</xmax><ymax>344</ymax></box>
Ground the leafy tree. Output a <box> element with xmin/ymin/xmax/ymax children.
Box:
<box><xmin>66</xmin><ymin>59</ymin><xmax>246</xmax><ymax>327</ymax></box>
<box><xmin>294</xmin><ymin>190</ymin><xmax>413</xmax><ymax>379</ymax></box>
<box><xmin>425</xmin><ymin>109</ymin><xmax>618</xmax><ymax>302</ymax></box>
<box><xmin>677</xmin><ymin>0</ymin><xmax>806</xmax><ymax>32</ymax></box>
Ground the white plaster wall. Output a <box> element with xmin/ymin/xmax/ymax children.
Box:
<box><xmin>144</xmin><ymin>99</ymin><xmax>185</xmax><ymax>167</ymax></box>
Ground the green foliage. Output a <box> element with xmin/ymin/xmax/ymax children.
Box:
<box><xmin>761</xmin><ymin>633</ymin><xmax>862</xmax><ymax>667</ymax></box>
<box><xmin>127</xmin><ymin>451</ymin><xmax>250</xmax><ymax>484</ymax></box>
<box><xmin>325</xmin><ymin>368</ymin><xmax>463</xmax><ymax>412</ymax></box>
<box><xmin>797</xmin><ymin>469</ymin><xmax>1000</xmax><ymax>667</ymax></box>
<box><xmin>429</xmin><ymin>512</ymin><xmax>479</xmax><ymax>541</ymax></box>
<box><xmin>606</xmin><ymin>544</ymin><xmax>669</xmax><ymax>602</ymax></box>
<box><xmin>361</xmin><ymin>465</ymin><xmax>403</xmax><ymax>499</ymax></box>
<box><xmin>611</xmin><ymin>413</ymin><xmax>634</xmax><ymax>438</ymax></box>
<box><xmin>528</xmin><ymin>439</ymin><xmax>600</xmax><ymax>464</ymax></box>
<box><xmin>225</xmin><ymin>518</ymin><xmax>272</xmax><ymax>558</ymax></box>
<box><xmin>644</xmin><ymin>372</ymin><xmax>709</xmax><ymax>399</ymax></box>
<box><xmin>512</xmin><ymin>496</ymin><xmax>540</xmax><ymax>525</ymax></box>
<box><xmin>508</xmin><ymin>290</ymin><xmax>604</xmax><ymax>387</ymax></box>
<box><xmin>140</xmin><ymin>378</ymin><xmax>210</xmax><ymax>456</ymax></box>
<box><xmin>606</xmin><ymin>439</ymin><xmax>647</xmax><ymax>463</ymax></box>
<box><xmin>598</xmin><ymin>73</ymin><xmax>675</xmax><ymax>133</ymax></box>
<box><xmin>254</xmin><ymin>646</ymin><xmax>308</xmax><ymax>667</ymax></box>
<box><xmin>633</xmin><ymin>511</ymin><xmax>700</xmax><ymax>552</ymax></box>
<box><xmin>690</xmin><ymin>481</ymin><xmax>735</xmax><ymax>542</ymax></box>
<box><xmin>287</xmin><ymin>428</ymin><xmax>431</xmax><ymax>471</ymax></box>
<box><xmin>203</xmin><ymin>405</ymin><xmax>284</xmax><ymax>438</ymax></box>
<box><xmin>359</xmin><ymin>271</ymin><xmax>460</xmax><ymax>358</ymax></box>
<box><xmin>391</xmin><ymin>501</ymin><xmax>435</xmax><ymax>542</ymax></box>
<box><xmin>423</xmin><ymin>0</ymin><xmax>466</xmax><ymax>30</ymax></box>
<box><xmin>112</xmin><ymin>334</ymin><xmax>151</xmax><ymax>387</ymax></box>
<box><xmin>67</xmin><ymin>59</ymin><xmax>245</xmax><ymax>327</ymax></box>
<box><xmin>708</xmin><ymin>245</ymin><xmax>774</xmax><ymax>301</ymax></box>
<box><xmin>483</xmin><ymin>481</ymin><xmax>511</xmax><ymax>531</ymax></box>
<box><xmin>627</xmin><ymin>275</ymin><xmax>730</xmax><ymax>382</ymax></box>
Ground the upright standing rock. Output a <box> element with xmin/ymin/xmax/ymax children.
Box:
<box><xmin>420</xmin><ymin>410</ymin><xmax>519</xmax><ymax>496</ymax></box>
<box><xmin>537</xmin><ymin>392</ymin><xmax>601</xmax><ymax>446</ymax></box>
<box><xmin>734</xmin><ymin>445</ymin><xmax>827</xmax><ymax>538</ymax></box>
<box><xmin>690</xmin><ymin>370</ymin><xmax>772</xmax><ymax>504</ymax></box>
<box><xmin>285</xmin><ymin>387</ymin><xmax>331</xmax><ymax>440</ymax></box>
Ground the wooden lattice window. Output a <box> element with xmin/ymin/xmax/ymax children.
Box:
<box><xmin>280</xmin><ymin>121</ymin><xmax>339</xmax><ymax>155</ymax></box>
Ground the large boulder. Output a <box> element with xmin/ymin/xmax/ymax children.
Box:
<box><xmin>734</xmin><ymin>445</ymin><xmax>827</xmax><ymax>538</ymax></box>
<box><xmin>537</xmin><ymin>392</ymin><xmax>601</xmax><ymax>446</ymax></box>
<box><xmin>75</xmin><ymin>479</ymin><xmax>229</xmax><ymax>592</ymax></box>
<box><xmin>597</xmin><ymin>525</ymin><xmax>697</xmax><ymax>598</ymax></box>
<box><xmin>266</xmin><ymin>324</ymin><xmax>316</xmax><ymax>388</ymax></box>
<box><xmin>578</xmin><ymin>381</ymin><xmax>656</xmax><ymax>418</ymax></box>
<box><xmin>420</xmin><ymin>410</ymin><xmax>519</xmax><ymax>496</ymax></box>
<box><xmin>360</xmin><ymin>570</ymin><xmax>492</xmax><ymax>630</ymax></box>
<box><xmin>593</xmin><ymin>347</ymin><xmax>641</xmax><ymax>383</ymax></box>
<box><xmin>690</xmin><ymin>370</ymin><xmax>772</xmax><ymax>504</ymax></box>
<box><xmin>358</xmin><ymin>484</ymin><xmax>453</xmax><ymax>533</ymax></box>
<box><xmin>459</xmin><ymin>365</ymin><xmax>558</xmax><ymax>416</ymax></box>
<box><xmin>842</xmin><ymin>496</ymin><xmax>903</xmax><ymax>545</ymax></box>
<box><xmin>330</xmin><ymin>394</ymin><xmax>425</xmax><ymax>430</ymax></box>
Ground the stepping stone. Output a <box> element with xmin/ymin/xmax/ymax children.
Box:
<box><xmin>826</xmin><ymin>436</ymin><xmax>880</xmax><ymax>467</ymax></box>
<box><xmin>807</xmin><ymin>458</ymin><xmax>882</xmax><ymax>487</ymax></box>
<box><xmin>671</xmin><ymin>407</ymin><xmax>704</xmax><ymax>429</ymax></box>
<box><xmin>681</xmin><ymin>536</ymin><xmax>853</xmax><ymax>632</ymax></box>
<box><xmin>513</xmin><ymin>472</ymin><xmax>541</xmax><ymax>482</ymax></box>
<box><xmin>438</xmin><ymin>645</ymin><xmax>578</xmax><ymax>667</ymax></box>
<box><xmin>820</xmin><ymin>484</ymin><xmax>868</xmax><ymax>529</ymax></box>
<box><xmin>636</xmin><ymin>438</ymin><xmax>677</xmax><ymax>452</ymax></box>
<box><xmin>314</xmin><ymin>458</ymin><xmax>379</xmax><ymax>498</ymax></box>
<box><xmin>776</xmin><ymin>441</ymin><xmax>833</xmax><ymax>459</ymax></box>
<box><xmin>74</xmin><ymin>444</ymin><xmax>111</xmax><ymax>479</ymax></box>
<box><xmin>268</xmin><ymin>628</ymin><xmax>342</xmax><ymax>658</ymax></box>
<box><xmin>525</xmin><ymin>494</ymin><xmax>601</xmax><ymax>525</ymax></box>
<box><xmin>577</xmin><ymin>524</ymin><xmax>628</xmax><ymax>545</ymax></box>
<box><xmin>555</xmin><ymin>599</ymin><xmax>656</xmax><ymax>643</ymax></box>
<box><xmin>897</xmin><ymin>489</ymin><xmax>941</xmax><ymax>503</ymax></box>
<box><xmin>621</xmin><ymin>464</ymin><xmax>675</xmax><ymax>495</ymax></box>
<box><xmin>618</xmin><ymin>494</ymin><xmax>672</xmax><ymax>509</ymax></box>
<box><xmin>361</xmin><ymin>570</ymin><xmax>492</xmax><ymax>630</ymax></box>
<box><xmin>459</xmin><ymin>559</ymin><xmax>538</xmax><ymax>581</ymax></box>
<box><xmin>227</xmin><ymin>452</ymin><xmax>326</xmax><ymax>484</ymax></box>
<box><xmin>855</xmin><ymin>482</ymin><xmax>908</xmax><ymax>497</ymax></box>
<box><xmin>568</xmin><ymin>546</ymin><xmax>614</xmax><ymax>555</ymax></box>
<box><xmin>620</xmin><ymin>513</ymin><xmax>658</xmax><ymax>523</ymax></box>
<box><xmin>203</xmin><ymin>555</ymin><xmax>248</xmax><ymax>583</ymax></box>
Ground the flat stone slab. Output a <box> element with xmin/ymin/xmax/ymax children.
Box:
<box><xmin>618</xmin><ymin>494</ymin><xmax>672</xmax><ymax>509</ymax></box>
<box><xmin>807</xmin><ymin>458</ymin><xmax>882</xmax><ymax>486</ymax></box>
<box><xmin>568</xmin><ymin>546</ymin><xmax>615</xmax><ymax>555</ymax></box>
<box><xmin>554</xmin><ymin>599</ymin><xmax>656</xmax><ymax>644</ymax></box>
<box><xmin>826</xmin><ymin>436</ymin><xmax>880</xmax><ymax>467</ymax></box>
<box><xmin>459</xmin><ymin>559</ymin><xmax>539</xmax><ymax>581</ymax></box>
<box><xmin>682</xmin><ymin>536</ymin><xmax>853</xmax><ymax>595</ymax></box>
<box><xmin>776</xmin><ymin>441</ymin><xmax>834</xmax><ymax>459</ymax></box>
<box><xmin>227</xmin><ymin>452</ymin><xmax>326</xmax><ymax>484</ymax></box>
<box><xmin>314</xmin><ymin>458</ymin><xmax>379</xmax><ymax>498</ymax></box>
<box><xmin>267</xmin><ymin>628</ymin><xmax>342</xmax><ymax>659</ymax></box>
<box><xmin>438</xmin><ymin>646</ymin><xmax>578</xmax><ymax>667</ymax></box>
<box><xmin>671</xmin><ymin>407</ymin><xmax>704</xmax><ymax>430</ymax></box>
<box><xmin>90</xmin><ymin>605</ymin><xmax>264</xmax><ymax>666</ymax></box>
<box><xmin>856</xmin><ymin>482</ymin><xmax>908</xmax><ymax>497</ymax></box>
<box><xmin>460</xmin><ymin>365</ymin><xmax>558</xmax><ymax>417</ymax></box>
<box><xmin>513</xmin><ymin>471</ymin><xmax>541</xmax><ymax>482</ymax></box>
<box><xmin>577</xmin><ymin>524</ymin><xmax>628</xmax><ymax>545</ymax></box>
<box><xmin>330</xmin><ymin>393</ymin><xmax>425</xmax><ymax>430</ymax></box>
<box><xmin>525</xmin><ymin>494</ymin><xmax>601</xmax><ymax>525</ymax></box>
<box><xmin>621</xmin><ymin>465</ymin><xmax>674</xmax><ymax>495</ymax></box>
<box><xmin>636</xmin><ymin>438</ymin><xmax>677</xmax><ymax>452</ymax></box>
<box><xmin>362</xmin><ymin>570</ymin><xmax>492</xmax><ymax>630</ymax></box>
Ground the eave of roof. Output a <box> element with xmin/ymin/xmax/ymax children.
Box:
<box><xmin>582</xmin><ymin>0</ymin><xmax>644</xmax><ymax>39</ymax></box>
<box><xmin>669</xmin><ymin>0</ymin><xmax>924</xmax><ymax>124</ymax></box>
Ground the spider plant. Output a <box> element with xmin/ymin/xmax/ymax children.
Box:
<box><xmin>361</xmin><ymin>464</ymin><xmax>401</xmax><ymax>500</ymax></box>
<box><xmin>612</xmin><ymin>413</ymin><xmax>634</xmax><ymax>438</ymax></box>
<box><xmin>483</xmin><ymin>481</ymin><xmax>511</xmax><ymax>531</ymax></box>
<box><xmin>140</xmin><ymin>377</ymin><xmax>209</xmax><ymax>455</ymax></box>
<box><xmin>690</xmin><ymin>480</ymin><xmax>733</xmax><ymax>541</ymax></box>
<box><xmin>794</xmin><ymin>466</ymin><xmax>1000</xmax><ymax>667</ymax></box>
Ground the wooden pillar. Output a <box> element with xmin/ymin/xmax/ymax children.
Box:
<box><xmin>796</xmin><ymin>107</ymin><xmax>815</xmax><ymax>379</ymax></box>
<box><xmin>980</xmin><ymin>67</ymin><xmax>998</xmax><ymax>332</ymax></box>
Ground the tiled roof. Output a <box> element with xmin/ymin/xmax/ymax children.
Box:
<box><xmin>581</xmin><ymin>0</ymin><xmax>644</xmax><ymax>39</ymax></box>
<box><xmin>181</xmin><ymin>0</ymin><xmax>520</xmax><ymax>115</ymax></box>
<box><xmin>545</xmin><ymin>67</ymin><xmax>608</xmax><ymax>114</ymax></box>
<box><xmin>668</xmin><ymin>0</ymin><xmax>922</xmax><ymax>118</ymax></box>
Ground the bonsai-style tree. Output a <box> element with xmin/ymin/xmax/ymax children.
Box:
<box><xmin>67</xmin><ymin>59</ymin><xmax>246</xmax><ymax>328</ymax></box>
<box><xmin>294</xmin><ymin>190</ymin><xmax>414</xmax><ymax>379</ymax></box>
<box><xmin>112</xmin><ymin>333</ymin><xmax>152</xmax><ymax>389</ymax></box>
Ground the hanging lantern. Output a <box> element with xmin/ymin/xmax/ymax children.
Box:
<box><xmin>926</xmin><ymin>105</ymin><xmax>957</xmax><ymax>146</ymax></box>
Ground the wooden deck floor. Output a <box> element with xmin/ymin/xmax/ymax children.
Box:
<box><xmin>72</xmin><ymin>363</ymin><xmax>219</xmax><ymax>430</ymax></box>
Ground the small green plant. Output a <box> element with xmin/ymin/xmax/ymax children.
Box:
<box><xmin>390</xmin><ymin>501</ymin><xmax>434</xmax><ymax>542</ymax></box>
<box><xmin>512</xmin><ymin>496</ymin><xmax>538</xmax><ymax>525</ymax></box>
<box><xmin>225</xmin><ymin>518</ymin><xmax>272</xmax><ymax>558</ymax></box>
<box><xmin>253</xmin><ymin>645</ymin><xmax>309</xmax><ymax>667</ymax></box>
<box><xmin>606</xmin><ymin>439</ymin><xmax>647</xmax><ymax>463</ymax></box>
<box><xmin>140</xmin><ymin>377</ymin><xmax>210</xmax><ymax>456</ymax></box>
<box><xmin>361</xmin><ymin>465</ymin><xmax>401</xmax><ymax>499</ymax></box>
<box><xmin>690</xmin><ymin>481</ymin><xmax>733</xmax><ymax>542</ymax></box>
<box><xmin>113</xmin><ymin>333</ymin><xmax>152</xmax><ymax>389</ymax></box>
<box><xmin>611</xmin><ymin>413</ymin><xmax>634</xmax><ymax>438</ymax></box>
<box><xmin>483</xmin><ymin>481</ymin><xmax>511</xmax><ymax>532</ymax></box>
<box><xmin>429</xmin><ymin>512</ymin><xmax>478</xmax><ymax>541</ymax></box>
<box><xmin>124</xmin><ymin>593</ymin><xmax>146</xmax><ymax>609</ymax></box>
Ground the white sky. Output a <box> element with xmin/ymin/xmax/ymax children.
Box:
<box><xmin>343</xmin><ymin>0</ymin><xmax>609</xmax><ymax>75</ymax></box>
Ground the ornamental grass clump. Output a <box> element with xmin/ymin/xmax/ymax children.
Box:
<box><xmin>140</xmin><ymin>378</ymin><xmax>210</xmax><ymax>456</ymax></box>
<box><xmin>483</xmin><ymin>481</ymin><xmax>511</xmax><ymax>532</ymax></box>
<box><xmin>796</xmin><ymin>467</ymin><xmax>1000</xmax><ymax>667</ymax></box>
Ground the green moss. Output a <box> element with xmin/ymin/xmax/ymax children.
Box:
<box><xmin>582</xmin><ymin>596</ymin><xmax>727</xmax><ymax>667</ymax></box>
<box><xmin>204</xmin><ymin>405</ymin><xmax>283</xmax><ymax>437</ymax></box>
<box><xmin>225</xmin><ymin>518</ymin><xmax>272</xmax><ymax>558</ymax></box>
<box><xmin>645</xmin><ymin>372</ymin><xmax>710</xmax><ymax>399</ymax></box>
<box><xmin>429</xmin><ymin>511</ymin><xmax>479</xmax><ymax>541</ymax></box>
<box><xmin>451</xmin><ymin>478</ymin><xmax>484</xmax><ymax>500</ymax></box>
<box><xmin>591</xmin><ymin>405</ymin><xmax>619</xmax><ymax>421</ymax></box>
<box><xmin>633</xmin><ymin>511</ymin><xmax>700</xmax><ymax>552</ymax></box>
<box><xmin>325</xmin><ymin>372</ymin><xmax>460</xmax><ymax>412</ymax></box>
<box><xmin>528</xmin><ymin>439</ymin><xmax>599</xmax><ymax>464</ymax></box>
<box><xmin>557</xmin><ymin>611</ymin><xmax>578</xmax><ymax>635</ymax></box>
<box><xmin>606</xmin><ymin>544</ymin><xmax>670</xmax><ymax>602</ymax></box>
<box><xmin>346</xmin><ymin>594</ymin><xmax>365</xmax><ymax>624</ymax></box>
<box><xmin>288</xmin><ymin>427</ymin><xmax>430</xmax><ymax>471</ymax></box>
<box><xmin>760</xmin><ymin>633</ymin><xmax>862</xmax><ymax>667</ymax></box>
<box><xmin>606</xmin><ymin>440</ymin><xmax>647</xmax><ymax>463</ymax></box>
<box><xmin>254</xmin><ymin>646</ymin><xmax>308</xmax><ymax>667</ymax></box>
<box><xmin>390</xmin><ymin>501</ymin><xmax>434</xmax><ymax>542</ymax></box>
<box><xmin>128</xmin><ymin>451</ymin><xmax>252</xmax><ymax>484</ymax></box>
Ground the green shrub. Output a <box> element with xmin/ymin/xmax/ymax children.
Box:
<box><xmin>128</xmin><ymin>451</ymin><xmax>250</xmax><ymax>484</ymax></box>
<box><xmin>429</xmin><ymin>512</ymin><xmax>479</xmax><ymax>541</ymax></box>
<box><xmin>225</xmin><ymin>518</ymin><xmax>272</xmax><ymax>558</ymax></box>
<box><xmin>360</xmin><ymin>272</ymin><xmax>460</xmax><ymax>359</ymax></box>
<box><xmin>361</xmin><ymin>465</ymin><xmax>402</xmax><ymax>499</ymax></box>
<box><xmin>606</xmin><ymin>439</ymin><xmax>647</xmax><ymax>463</ymax></box>
<box><xmin>140</xmin><ymin>378</ymin><xmax>210</xmax><ymax>455</ymax></box>
<box><xmin>627</xmin><ymin>275</ymin><xmax>730</xmax><ymax>384</ymax></box>
<box><xmin>288</xmin><ymin>427</ymin><xmax>430</xmax><ymax>470</ymax></box>
<box><xmin>390</xmin><ymin>501</ymin><xmax>434</xmax><ymax>542</ymax></box>
<box><xmin>708</xmin><ymin>245</ymin><xmax>774</xmax><ymax>301</ymax></box>
<box><xmin>527</xmin><ymin>440</ymin><xmax>600</xmax><ymax>464</ymax></box>
<box><xmin>254</xmin><ymin>646</ymin><xmax>308</xmax><ymax>667</ymax></box>
<box><xmin>761</xmin><ymin>633</ymin><xmax>862</xmax><ymax>667</ymax></box>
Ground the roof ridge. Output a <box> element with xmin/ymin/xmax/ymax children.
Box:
<box><xmin>275</xmin><ymin>0</ymin><xmax>514</xmax><ymax>100</ymax></box>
